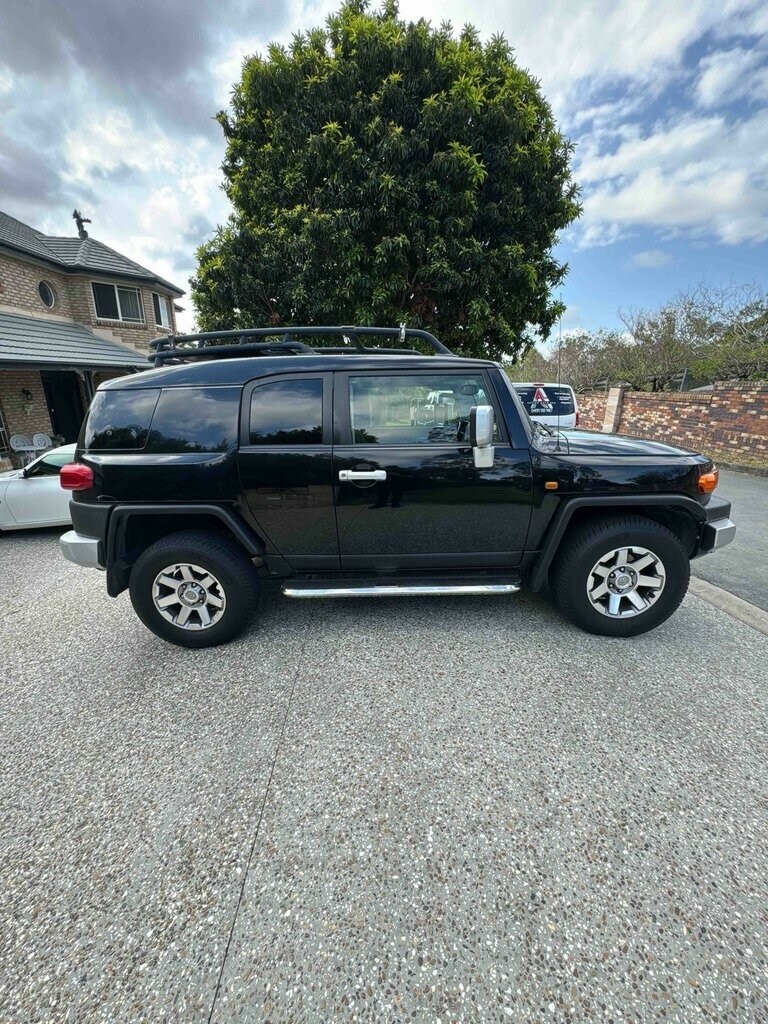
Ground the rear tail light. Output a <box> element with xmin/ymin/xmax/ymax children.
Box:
<box><xmin>575</xmin><ymin>411</ymin><xmax>580</xmax><ymax>426</ymax></box>
<box><xmin>697</xmin><ymin>466</ymin><xmax>719</xmax><ymax>494</ymax></box>
<box><xmin>60</xmin><ymin>463</ymin><xmax>94</xmax><ymax>491</ymax></box>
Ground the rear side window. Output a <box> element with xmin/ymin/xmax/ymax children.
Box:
<box><xmin>249</xmin><ymin>379</ymin><xmax>323</xmax><ymax>445</ymax></box>
<box><xmin>82</xmin><ymin>390</ymin><xmax>159</xmax><ymax>450</ymax></box>
<box><xmin>147</xmin><ymin>387</ymin><xmax>239</xmax><ymax>453</ymax></box>
<box><xmin>515</xmin><ymin>386</ymin><xmax>575</xmax><ymax>417</ymax></box>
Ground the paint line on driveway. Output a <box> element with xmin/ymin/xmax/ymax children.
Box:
<box><xmin>690</xmin><ymin>575</ymin><xmax>768</xmax><ymax>637</ymax></box>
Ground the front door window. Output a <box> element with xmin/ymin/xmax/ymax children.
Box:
<box><xmin>348</xmin><ymin>374</ymin><xmax>493</xmax><ymax>446</ymax></box>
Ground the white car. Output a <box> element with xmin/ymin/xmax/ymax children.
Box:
<box><xmin>513</xmin><ymin>383</ymin><xmax>580</xmax><ymax>429</ymax></box>
<box><xmin>0</xmin><ymin>444</ymin><xmax>76</xmax><ymax>530</ymax></box>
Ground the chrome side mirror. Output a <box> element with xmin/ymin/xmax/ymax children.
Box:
<box><xmin>470</xmin><ymin>405</ymin><xmax>495</xmax><ymax>468</ymax></box>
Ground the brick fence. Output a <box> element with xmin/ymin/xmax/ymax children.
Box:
<box><xmin>576</xmin><ymin>383</ymin><xmax>768</xmax><ymax>466</ymax></box>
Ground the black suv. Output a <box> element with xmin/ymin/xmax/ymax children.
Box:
<box><xmin>59</xmin><ymin>326</ymin><xmax>735</xmax><ymax>648</ymax></box>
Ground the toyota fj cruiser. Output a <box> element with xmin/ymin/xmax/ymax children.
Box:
<box><xmin>59</xmin><ymin>326</ymin><xmax>735</xmax><ymax>648</ymax></box>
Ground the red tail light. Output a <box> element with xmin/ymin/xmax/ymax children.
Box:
<box><xmin>60</xmin><ymin>463</ymin><xmax>94</xmax><ymax>491</ymax></box>
<box><xmin>575</xmin><ymin>411</ymin><xmax>580</xmax><ymax>426</ymax></box>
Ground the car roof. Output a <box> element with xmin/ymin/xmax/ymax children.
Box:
<box><xmin>100</xmin><ymin>354</ymin><xmax>500</xmax><ymax>390</ymax></box>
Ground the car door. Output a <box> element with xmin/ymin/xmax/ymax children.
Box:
<box><xmin>333</xmin><ymin>369</ymin><xmax>534</xmax><ymax>570</ymax></box>
<box><xmin>238</xmin><ymin>372</ymin><xmax>339</xmax><ymax>570</ymax></box>
<box><xmin>3</xmin><ymin>449</ymin><xmax>73</xmax><ymax>526</ymax></box>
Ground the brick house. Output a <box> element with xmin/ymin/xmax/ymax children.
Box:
<box><xmin>0</xmin><ymin>210</ymin><xmax>184</xmax><ymax>468</ymax></box>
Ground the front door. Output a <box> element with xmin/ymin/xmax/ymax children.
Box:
<box><xmin>238</xmin><ymin>372</ymin><xmax>339</xmax><ymax>570</ymax></box>
<box><xmin>41</xmin><ymin>371</ymin><xmax>84</xmax><ymax>443</ymax></box>
<box><xmin>333</xmin><ymin>370</ymin><xmax>534</xmax><ymax>570</ymax></box>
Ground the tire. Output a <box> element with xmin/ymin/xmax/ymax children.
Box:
<box><xmin>129</xmin><ymin>530</ymin><xmax>259</xmax><ymax>648</ymax></box>
<box><xmin>549</xmin><ymin>515</ymin><xmax>690</xmax><ymax>637</ymax></box>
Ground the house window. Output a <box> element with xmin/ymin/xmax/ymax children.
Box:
<box><xmin>92</xmin><ymin>282</ymin><xmax>144</xmax><ymax>322</ymax></box>
<box><xmin>39</xmin><ymin>281</ymin><xmax>56</xmax><ymax>308</ymax></box>
<box><xmin>152</xmin><ymin>292</ymin><xmax>171</xmax><ymax>328</ymax></box>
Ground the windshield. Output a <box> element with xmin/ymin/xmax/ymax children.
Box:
<box><xmin>515</xmin><ymin>385</ymin><xmax>575</xmax><ymax>418</ymax></box>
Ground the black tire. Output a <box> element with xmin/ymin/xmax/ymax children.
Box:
<box><xmin>549</xmin><ymin>515</ymin><xmax>690</xmax><ymax>637</ymax></box>
<box><xmin>129</xmin><ymin>530</ymin><xmax>259</xmax><ymax>648</ymax></box>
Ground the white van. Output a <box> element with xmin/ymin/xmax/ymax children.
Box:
<box><xmin>513</xmin><ymin>383</ymin><xmax>580</xmax><ymax>429</ymax></box>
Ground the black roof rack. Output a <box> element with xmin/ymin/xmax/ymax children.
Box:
<box><xmin>148</xmin><ymin>325</ymin><xmax>452</xmax><ymax>367</ymax></box>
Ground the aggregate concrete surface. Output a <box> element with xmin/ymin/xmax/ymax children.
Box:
<box><xmin>1</xmin><ymin>530</ymin><xmax>767</xmax><ymax>1023</ymax></box>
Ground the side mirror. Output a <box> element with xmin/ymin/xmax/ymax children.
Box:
<box><xmin>469</xmin><ymin>405</ymin><xmax>495</xmax><ymax>468</ymax></box>
<box><xmin>21</xmin><ymin>466</ymin><xmax>29</xmax><ymax>478</ymax></box>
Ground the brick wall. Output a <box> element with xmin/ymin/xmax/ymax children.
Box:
<box><xmin>0</xmin><ymin>369</ymin><xmax>54</xmax><ymax>444</ymax></box>
<box><xmin>0</xmin><ymin>253</ymin><xmax>76</xmax><ymax>318</ymax></box>
<box><xmin>575</xmin><ymin>393</ymin><xmax>607</xmax><ymax>431</ymax></box>
<box><xmin>576</xmin><ymin>383</ymin><xmax>768</xmax><ymax>466</ymax></box>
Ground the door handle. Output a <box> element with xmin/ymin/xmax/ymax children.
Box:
<box><xmin>338</xmin><ymin>470</ymin><xmax>387</xmax><ymax>482</ymax></box>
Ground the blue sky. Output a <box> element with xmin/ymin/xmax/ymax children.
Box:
<box><xmin>0</xmin><ymin>0</ymin><xmax>766</xmax><ymax>333</ymax></box>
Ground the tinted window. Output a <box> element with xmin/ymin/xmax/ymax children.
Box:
<box><xmin>92</xmin><ymin>282</ymin><xmax>119</xmax><ymax>319</ymax></box>
<box><xmin>515</xmin><ymin>386</ymin><xmax>575</xmax><ymax>417</ymax></box>
<box><xmin>349</xmin><ymin>374</ymin><xmax>491</xmax><ymax>445</ymax></box>
<box><xmin>82</xmin><ymin>390</ymin><xmax>159</xmax><ymax>450</ymax></box>
<box><xmin>147</xmin><ymin>387</ymin><xmax>239</xmax><ymax>453</ymax></box>
<box><xmin>249</xmin><ymin>379</ymin><xmax>323</xmax><ymax>445</ymax></box>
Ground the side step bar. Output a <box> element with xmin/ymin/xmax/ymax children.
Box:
<box><xmin>282</xmin><ymin>579</ymin><xmax>522</xmax><ymax>599</ymax></box>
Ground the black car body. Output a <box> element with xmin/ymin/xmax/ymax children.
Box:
<box><xmin>59</xmin><ymin>326</ymin><xmax>735</xmax><ymax>647</ymax></box>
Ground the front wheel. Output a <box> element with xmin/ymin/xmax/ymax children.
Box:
<box><xmin>549</xmin><ymin>516</ymin><xmax>690</xmax><ymax>637</ymax></box>
<box><xmin>129</xmin><ymin>530</ymin><xmax>259</xmax><ymax>648</ymax></box>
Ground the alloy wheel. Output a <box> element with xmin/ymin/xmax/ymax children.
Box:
<box><xmin>151</xmin><ymin>563</ymin><xmax>227</xmax><ymax>630</ymax></box>
<box><xmin>586</xmin><ymin>545</ymin><xmax>666</xmax><ymax>618</ymax></box>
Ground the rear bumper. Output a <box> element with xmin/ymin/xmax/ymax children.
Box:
<box><xmin>695</xmin><ymin>495</ymin><xmax>736</xmax><ymax>556</ymax></box>
<box><xmin>60</xmin><ymin>530</ymin><xmax>104</xmax><ymax>569</ymax></box>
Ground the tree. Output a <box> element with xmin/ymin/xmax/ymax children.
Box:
<box><xmin>192</xmin><ymin>1</ymin><xmax>580</xmax><ymax>359</ymax></box>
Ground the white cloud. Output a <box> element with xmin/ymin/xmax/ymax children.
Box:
<box><xmin>0</xmin><ymin>65</ymin><xmax>13</xmax><ymax>95</ymax></box>
<box><xmin>574</xmin><ymin>110</ymin><xmax>768</xmax><ymax>246</ymax></box>
<box><xmin>630</xmin><ymin>249</ymin><xmax>673</xmax><ymax>268</ymax></box>
<box><xmin>695</xmin><ymin>46</ymin><xmax>768</xmax><ymax>107</ymax></box>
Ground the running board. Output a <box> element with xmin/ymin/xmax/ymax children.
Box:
<box><xmin>282</xmin><ymin>578</ymin><xmax>522</xmax><ymax>599</ymax></box>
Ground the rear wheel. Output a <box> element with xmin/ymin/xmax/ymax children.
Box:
<box><xmin>549</xmin><ymin>516</ymin><xmax>690</xmax><ymax>637</ymax></box>
<box><xmin>129</xmin><ymin>530</ymin><xmax>259</xmax><ymax>648</ymax></box>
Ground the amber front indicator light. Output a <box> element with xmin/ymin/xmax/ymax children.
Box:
<box><xmin>60</xmin><ymin>463</ymin><xmax>94</xmax><ymax>491</ymax></box>
<box><xmin>698</xmin><ymin>467</ymin><xmax>719</xmax><ymax>494</ymax></box>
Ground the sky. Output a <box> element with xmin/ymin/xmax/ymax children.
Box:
<box><xmin>0</xmin><ymin>0</ymin><xmax>767</xmax><ymax>334</ymax></box>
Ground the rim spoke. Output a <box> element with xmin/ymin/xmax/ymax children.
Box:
<box><xmin>632</xmin><ymin>553</ymin><xmax>654</xmax><ymax>572</ymax></box>
<box><xmin>607</xmin><ymin>593</ymin><xmax>622</xmax><ymax>615</ymax></box>
<box><xmin>157</xmin><ymin>574</ymin><xmax>179</xmax><ymax>589</ymax></box>
<box><xmin>198</xmin><ymin>606</ymin><xmax>211</xmax><ymax>627</ymax></box>
<box><xmin>179</xmin><ymin>565</ymin><xmax>194</xmax><ymax>582</ymax></box>
<box><xmin>636</xmin><ymin>574</ymin><xmax>663</xmax><ymax>588</ymax></box>
<box><xmin>207</xmin><ymin>593</ymin><xmax>224</xmax><ymax>608</ymax></box>
<box><xmin>591</xmin><ymin>581</ymin><xmax>609</xmax><ymax>600</ymax></box>
<box><xmin>157</xmin><ymin>593</ymin><xmax>181</xmax><ymax>608</ymax></box>
<box><xmin>616</xmin><ymin>548</ymin><xmax>630</xmax><ymax>567</ymax></box>
<box><xmin>593</xmin><ymin>564</ymin><xmax>612</xmax><ymax>578</ymax></box>
<box><xmin>627</xmin><ymin>590</ymin><xmax>646</xmax><ymax>610</ymax></box>
<box><xmin>199</xmin><ymin>575</ymin><xmax>216</xmax><ymax>589</ymax></box>
<box><xmin>177</xmin><ymin>606</ymin><xmax>192</xmax><ymax>626</ymax></box>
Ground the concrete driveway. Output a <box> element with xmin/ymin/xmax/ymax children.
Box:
<box><xmin>1</xmin><ymin>530</ymin><xmax>767</xmax><ymax>1023</ymax></box>
<box><xmin>692</xmin><ymin>469</ymin><xmax>768</xmax><ymax>611</ymax></box>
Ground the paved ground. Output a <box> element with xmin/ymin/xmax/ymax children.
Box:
<box><xmin>1</xmin><ymin>530</ymin><xmax>767</xmax><ymax>1023</ymax></box>
<box><xmin>693</xmin><ymin>469</ymin><xmax>768</xmax><ymax>610</ymax></box>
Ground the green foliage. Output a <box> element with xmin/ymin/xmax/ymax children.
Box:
<box><xmin>192</xmin><ymin>1</ymin><xmax>580</xmax><ymax>358</ymax></box>
<box><xmin>505</xmin><ymin>283</ymin><xmax>768</xmax><ymax>393</ymax></box>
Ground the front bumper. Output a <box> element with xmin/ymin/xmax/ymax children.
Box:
<box><xmin>60</xmin><ymin>530</ymin><xmax>104</xmax><ymax>569</ymax></box>
<box><xmin>696</xmin><ymin>495</ymin><xmax>736</xmax><ymax>556</ymax></box>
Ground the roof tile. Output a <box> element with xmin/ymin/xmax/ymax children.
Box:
<box><xmin>0</xmin><ymin>311</ymin><xmax>149</xmax><ymax>369</ymax></box>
